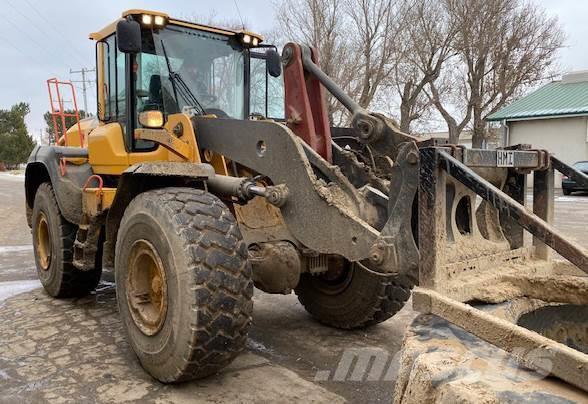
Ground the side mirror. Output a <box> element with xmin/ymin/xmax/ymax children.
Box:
<box><xmin>138</xmin><ymin>110</ymin><xmax>164</xmax><ymax>128</ymax></box>
<box><xmin>267</xmin><ymin>49</ymin><xmax>282</xmax><ymax>78</ymax></box>
<box><xmin>116</xmin><ymin>19</ymin><xmax>142</xmax><ymax>53</ymax></box>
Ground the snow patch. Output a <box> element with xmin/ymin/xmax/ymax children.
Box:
<box><xmin>0</xmin><ymin>173</ymin><xmax>25</xmax><ymax>181</ymax></box>
<box><xmin>0</xmin><ymin>280</ymin><xmax>41</xmax><ymax>303</ymax></box>
<box><xmin>556</xmin><ymin>196</ymin><xmax>588</xmax><ymax>203</ymax></box>
<box><xmin>0</xmin><ymin>245</ymin><xmax>33</xmax><ymax>254</ymax></box>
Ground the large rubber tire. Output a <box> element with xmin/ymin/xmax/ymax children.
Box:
<box><xmin>562</xmin><ymin>188</ymin><xmax>571</xmax><ymax>196</ymax></box>
<box><xmin>115</xmin><ymin>188</ymin><xmax>253</xmax><ymax>383</ymax></box>
<box><xmin>295</xmin><ymin>261</ymin><xmax>413</xmax><ymax>329</ymax></box>
<box><xmin>32</xmin><ymin>183</ymin><xmax>102</xmax><ymax>297</ymax></box>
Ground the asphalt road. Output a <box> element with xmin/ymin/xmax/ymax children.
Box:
<box><xmin>0</xmin><ymin>173</ymin><xmax>416</xmax><ymax>404</ymax></box>
<box><xmin>0</xmin><ymin>173</ymin><xmax>586</xmax><ymax>403</ymax></box>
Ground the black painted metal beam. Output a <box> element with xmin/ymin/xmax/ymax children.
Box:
<box><xmin>437</xmin><ymin>150</ymin><xmax>588</xmax><ymax>273</ymax></box>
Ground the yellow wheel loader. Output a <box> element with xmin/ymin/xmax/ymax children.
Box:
<box><xmin>25</xmin><ymin>10</ymin><xmax>588</xmax><ymax>388</ymax></box>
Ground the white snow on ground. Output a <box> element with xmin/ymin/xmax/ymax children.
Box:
<box><xmin>0</xmin><ymin>280</ymin><xmax>40</xmax><ymax>303</ymax></box>
<box><xmin>0</xmin><ymin>172</ymin><xmax>24</xmax><ymax>181</ymax></box>
<box><xmin>0</xmin><ymin>245</ymin><xmax>33</xmax><ymax>254</ymax></box>
<box><xmin>556</xmin><ymin>196</ymin><xmax>588</xmax><ymax>203</ymax></box>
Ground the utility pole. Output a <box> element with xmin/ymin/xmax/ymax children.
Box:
<box><xmin>70</xmin><ymin>67</ymin><xmax>96</xmax><ymax>113</ymax></box>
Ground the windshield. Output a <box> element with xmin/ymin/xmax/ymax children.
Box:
<box><xmin>575</xmin><ymin>161</ymin><xmax>588</xmax><ymax>171</ymax></box>
<box><xmin>136</xmin><ymin>25</ymin><xmax>246</xmax><ymax>119</ymax></box>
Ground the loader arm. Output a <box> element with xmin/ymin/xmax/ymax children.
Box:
<box><xmin>195</xmin><ymin>117</ymin><xmax>418</xmax><ymax>276</ymax></box>
<box><xmin>282</xmin><ymin>42</ymin><xmax>420</xmax><ymax>163</ymax></box>
<box><xmin>195</xmin><ymin>43</ymin><xmax>424</xmax><ymax>277</ymax></box>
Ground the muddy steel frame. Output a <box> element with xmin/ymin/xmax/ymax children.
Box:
<box><xmin>415</xmin><ymin>145</ymin><xmax>588</xmax><ymax>392</ymax></box>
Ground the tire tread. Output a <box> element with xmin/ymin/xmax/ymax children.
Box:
<box><xmin>33</xmin><ymin>183</ymin><xmax>101</xmax><ymax>297</ymax></box>
<box><xmin>118</xmin><ymin>188</ymin><xmax>252</xmax><ymax>382</ymax></box>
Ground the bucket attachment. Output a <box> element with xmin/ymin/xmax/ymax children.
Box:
<box><xmin>414</xmin><ymin>145</ymin><xmax>588</xmax><ymax>392</ymax></box>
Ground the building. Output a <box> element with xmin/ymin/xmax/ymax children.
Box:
<box><xmin>488</xmin><ymin>71</ymin><xmax>588</xmax><ymax>187</ymax></box>
<box><xmin>419</xmin><ymin>128</ymin><xmax>501</xmax><ymax>149</ymax></box>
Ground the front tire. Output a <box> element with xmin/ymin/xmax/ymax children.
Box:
<box><xmin>563</xmin><ymin>188</ymin><xmax>572</xmax><ymax>196</ymax></box>
<box><xmin>295</xmin><ymin>258</ymin><xmax>413</xmax><ymax>329</ymax></box>
<box><xmin>115</xmin><ymin>188</ymin><xmax>253</xmax><ymax>383</ymax></box>
<box><xmin>32</xmin><ymin>183</ymin><xmax>101</xmax><ymax>297</ymax></box>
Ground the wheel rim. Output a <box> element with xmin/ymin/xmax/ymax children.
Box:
<box><xmin>313</xmin><ymin>257</ymin><xmax>354</xmax><ymax>296</ymax></box>
<box><xmin>126</xmin><ymin>239</ymin><xmax>168</xmax><ymax>336</ymax></box>
<box><xmin>36</xmin><ymin>212</ymin><xmax>52</xmax><ymax>271</ymax></box>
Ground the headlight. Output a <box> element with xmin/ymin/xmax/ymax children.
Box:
<box><xmin>139</xmin><ymin>110</ymin><xmax>165</xmax><ymax>128</ymax></box>
<box><xmin>141</xmin><ymin>14</ymin><xmax>153</xmax><ymax>25</ymax></box>
<box><xmin>140</xmin><ymin>14</ymin><xmax>167</xmax><ymax>27</ymax></box>
<box><xmin>237</xmin><ymin>32</ymin><xmax>263</xmax><ymax>47</ymax></box>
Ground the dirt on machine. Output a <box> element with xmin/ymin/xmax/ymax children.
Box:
<box><xmin>25</xmin><ymin>8</ymin><xmax>588</xmax><ymax>395</ymax></box>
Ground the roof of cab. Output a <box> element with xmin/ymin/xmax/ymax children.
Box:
<box><xmin>89</xmin><ymin>9</ymin><xmax>262</xmax><ymax>42</ymax></box>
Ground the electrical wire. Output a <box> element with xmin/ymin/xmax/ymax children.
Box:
<box><xmin>21</xmin><ymin>0</ymin><xmax>90</xmax><ymax>59</ymax></box>
<box><xmin>0</xmin><ymin>35</ymin><xmax>60</xmax><ymax>78</ymax></box>
<box><xmin>0</xmin><ymin>11</ymin><xmax>59</xmax><ymax>64</ymax></box>
<box><xmin>5</xmin><ymin>0</ymin><xmax>89</xmax><ymax>66</ymax></box>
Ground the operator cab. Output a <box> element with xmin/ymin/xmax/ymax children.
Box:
<box><xmin>90</xmin><ymin>10</ymin><xmax>284</xmax><ymax>152</ymax></box>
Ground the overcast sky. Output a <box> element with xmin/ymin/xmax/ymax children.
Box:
<box><xmin>0</xmin><ymin>0</ymin><xmax>586</xmax><ymax>139</ymax></box>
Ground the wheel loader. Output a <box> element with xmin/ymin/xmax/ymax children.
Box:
<box><xmin>25</xmin><ymin>9</ymin><xmax>588</xmax><ymax>389</ymax></box>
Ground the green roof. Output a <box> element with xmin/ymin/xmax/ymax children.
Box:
<box><xmin>487</xmin><ymin>80</ymin><xmax>588</xmax><ymax>121</ymax></box>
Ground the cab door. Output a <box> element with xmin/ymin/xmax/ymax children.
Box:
<box><xmin>90</xmin><ymin>34</ymin><xmax>174</xmax><ymax>175</ymax></box>
<box><xmin>87</xmin><ymin>35</ymin><xmax>131</xmax><ymax>175</ymax></box>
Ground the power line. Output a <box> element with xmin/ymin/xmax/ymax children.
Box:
<box><xmin>20</xmin><ymin>0</ymin><xmax>90</xmax><ymax>64</ymax></box>
<box><xmin>0</xmin><ymin>12</ymin><xmax>55</xmax><ymax>63</ymax></box>
<box><xmin>70</xmin><ymin>67</ymin><xmax>96</xmax><ymax>112</ymax></box>
<box><xmin>0</xmin><ymin>35</ymin><xmax>59</xmax><ymax>78</ymax></box>
<box><xmin>4</xmin><ymin>0</ymin><xmax>88</xmax><ymax>66</ymax></box>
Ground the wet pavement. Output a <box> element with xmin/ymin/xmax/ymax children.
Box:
<box><xmin>0</xmin><ymin>174</ymin><xmax>414</xmax><ymax>403</ymax></box>
<box><xmin>0</xmin><ymin>173</ymin><xmax>586</xmax><ymax>403</ymax></box>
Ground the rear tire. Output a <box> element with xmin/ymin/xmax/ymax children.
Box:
<box><xmin>115</xmin><ymin>188</ymin><xmax>253</xmax><ymax>383</ymax></box>
<box><xmin>563</xmin><ymin>188</ymin><xmax>571</xmax><ymax>196</ymax></box>
<box><xmin>32</xmin><ymin>183</ymin><xmax>102</xmax><ymax>297</ymax></box>
<box><xmin>295</xmin><ymin>259</ymin><xmax>413</xmax><ymax>329</ymax></box>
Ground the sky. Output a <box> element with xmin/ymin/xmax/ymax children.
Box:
<box><xmin>0</xmin><ymin>0</ymin><xmax>586</xmax><ymax>140</ymax></box>
<box><xmin>0</xmin><ymin>0</ymin><xmax>276</xmax><ymax>140</ymax></box>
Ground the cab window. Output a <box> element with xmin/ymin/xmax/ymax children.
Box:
<box><xmin>98</xmin><ymin>35</ymin><xmax>127</xmax><ymax>124</ymax></box>
<box><xmin>250</xmin><ymin>51</ymin><xmax>285</xmax><ymax>120</ymax></box>
<box><xmin>134</xmin><ymin>26</ymin><xmax>246</xmax><ymax>121</ymax></box>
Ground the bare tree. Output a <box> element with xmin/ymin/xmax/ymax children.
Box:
<box><xmin>429</xmin><ymin>0</ymin><xmax>564</xmax><ymax>146</ymax></box>
<box><xmin>276</xmin><ymin>0</ymin><xmax>349</xmax><ymax>124</ymax></box>
<box><xmin>427</xmin><ymin>58</ymin><xmax>473</xmax><ymax>143</ymax></box>
<box><xmin>185</xmin><ymin>11</ymin><xmax>249</xmax><ymax>31</ymax></box>
<box><xmin>391</xmin><ymin>0</ymin><xmax>456</xmax><ymax>133</ymax></box>
<box><xmin>275</xmin><ymin>0</ymin><xmax>406</xmax><ymax>125</ymax></box>
<box><xmin>345</xmin><ymin>0</ymin><xmax>399</xmax><ymax>108</ymax></box>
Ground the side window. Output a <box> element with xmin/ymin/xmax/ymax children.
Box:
<box><xmin>98</xmin><ymin>36</ymin><xmax>115</xmax><ymax>120</ymax></box>
<box><xmin>250</xmin><ymin>57</ymin><xmax>266</xmax><ymax>116</ymax></box>
<box><xmin>267</xmin><ymin>70</ymin><xmax>285</xmax><ymax>120</ymax></box>
<box><xmin>249</xmin><ymin>54</ymin><xmax>285</xmax><ymax>120</ymax></box>
<box><xmin>133</xmin><ymin>52</ymin><xmax>162</xmax><ymax>150</ymax></box>
<box><xmin>98</xmin><ymin>35</ymin><xmax>126</xmax><ymax>124</ymax></box>
<box><xmin>116</xmin><ymin>46</ymin><xmax>126</xmax><ymax>124</ymax></box>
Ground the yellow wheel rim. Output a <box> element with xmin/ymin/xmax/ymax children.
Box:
<box><xmin>126</xmin><ymin>239</ymin><xmax>168</xmax><ymax>336</ymax></box>
<box><xmin>36</xmin><ymin>212</ymin><xmax>52</xmax><ymax>271</ymax></box>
